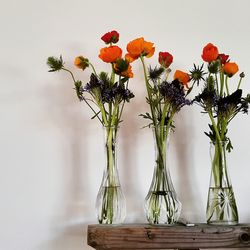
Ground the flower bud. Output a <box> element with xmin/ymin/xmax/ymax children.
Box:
<box><xmin>223</xmin><ymin>62</ymin><xmax>239</xmax><ymax>77</ymax></box>
<box><xmin>74</xmin><ymin>56</ymin><xmax>89</xmax><ymax>70</ymax></box>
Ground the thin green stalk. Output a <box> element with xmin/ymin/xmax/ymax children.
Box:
<box><xmin>140</xmin><ymin>56</ymin><xmax>157</xmax><ymax>125</ymax></box>
<box><xmin>237</xmin><ymin>77</ymin><xmax>243</xmax><ymax>89</ymax></box>
<box><xmin>62</xmin><ymin>67</ymin><xmax>103</xmax><ymax>124</ymax></box>
<box><xmin>89</xmin><ymin>62</ymin><xmax>98</xmax><ymax>76</ymax></box>
<box><xmin>208</xmin><ymin>111</ymin><xmax>223</xmax><ymax>187</ymax></box>
<box><xmin>220</xmin><ymin>71</ymin><xmax>225</xmax><ymax>97</ymax></box>
<box><xmin>225</xmin><ymin>76</ymin><xmax>229</xmax><ymax>95</ymax></box>
<box><xmin>215</xmin><ymin>73</ymin><xmax>219</xmax><ymax>94</ymax></box>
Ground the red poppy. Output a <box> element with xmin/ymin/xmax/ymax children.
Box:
<box><xmin>201</xmin><ymin>43</ymin><xmax>219</xmax><ymax>62</ymax></box>
<box><xmin>219</xmin><ymin>53</ymin><xmax>229</xmax><ymax>65</ymax></box>
<box><xmin>158</xmin><ymin>52</ymin><xmax>173</xmax><ymax>68</ymax></box>
<box><xmin>101</xmin><ymin>30</ymin><xmax>119</xmax><ymax>44</ymax></box>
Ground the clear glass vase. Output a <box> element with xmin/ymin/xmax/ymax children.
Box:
<box><xmin>95</xmin><ymin>126</ymin><xmax>126</xmax><ymax>224</ymax></box>
<box><xmin>206</xmin><ymin>140</ymin><xmax>238</xmax><ymax>225</ymax></box>
<box><xmin>144</xmin><ymin>126</ymin><xmax>182</xmax><ymax>224</ymax></box>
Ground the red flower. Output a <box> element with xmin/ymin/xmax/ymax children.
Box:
<box><xmin>101</xmin><ymin>30</ymin><xmax>119</xmax><ymax>44</ymax></box>
<box><xmin>219</xmin><ymin>53</ymin><xmax>229</xmax><ymax>65</ymax></box>
<box><xmin>201</xmin><ymin>43</ymin><xmax>219</xmax><ymax>62</ymax></box>
<box><xmin>158</xmin><ymin>52</ymin><xmax>173</xmax><ymax>68</ymax></box>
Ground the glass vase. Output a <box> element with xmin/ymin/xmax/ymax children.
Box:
<box><xmin>206</xmin><ymin>140</ymin><xmax>238</xmax><ymax>225</ymax></box>
<box><xmin>144</xmin><ymin>126</ymin><xmax>182</xmax><ymax>224</ymax></box>
<box><xmin>95</xmin><ymin>126</ymin><xmax>126</xmax><ymax>224</ymax></box>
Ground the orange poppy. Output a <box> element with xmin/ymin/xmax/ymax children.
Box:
<box><xmin>120</xmin><ymin>64</ymin><xmax>133</xmax><ymax>78</ymax></box>
<box><xmin>114</xmin><ymin>59</ymin><xmax>134</xmax><ymax>78</ymax></box>
<box><xmin>99</xmin><ymin>46</ymin><xmax>122</xmax><ymax>63</ymax></box>
<box><xmin>223</xmin><ymin>62</ymin><xmax>239</xmax><ymax>77</ymax></box>
<box><xmin>126</xmin><ymin>37</ymin><xmax>155</xmax><ymax>62</ymax></box>
<box><xmin>174</xmin><ymin>70</ymin><xmax>190</xmax><ymax>88</ymax></box>
<box><xmin>74</xmin><ymin>56</ymin><xmax>89</xmax><ymax>70</ymax></box>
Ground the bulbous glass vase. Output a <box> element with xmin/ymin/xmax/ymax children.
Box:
<box><xmin>144</xmin><ymin>126</ymin><xmax>182</xmax><ymax>224</ymax></box>
<box><xmin>95</xmin><ymin>126</ymin><xmax>126</xmax><ymax>224</ymax></box>
<box><xmin>206</xmin><ymin>140</ymin><xmax>238</xmax><ymax>225</ymax></box>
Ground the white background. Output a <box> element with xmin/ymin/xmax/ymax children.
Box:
<box><xmin>1</xmin><ymin>0</ymin><xmax>250</xmax><ymax>249</ymax></box>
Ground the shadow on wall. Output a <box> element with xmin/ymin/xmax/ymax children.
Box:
<box><xmin>119</xmin><ymin>96</ymin><xmax>146</xmax><ymax>223</ymax></box>
<box><xmin>172</xmin><ymin>108</ymin><xmax>201</xmax><ymax>222</ymax></box>
<box><xmin>42</xmin><ymin>74</ymin><xmax>94</xmax><ymax>249</ymax></box>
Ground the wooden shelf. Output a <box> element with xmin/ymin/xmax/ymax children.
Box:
<box><xmin>87</xmin><ymin>223</ymin><xmax>250</xmax><ymax>249</ymax></box>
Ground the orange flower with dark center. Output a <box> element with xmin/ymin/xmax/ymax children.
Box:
<box><xmin>201</xmin><ymin>43</ymin><xmax>219</xmax><ymax>63</ymax></box>
<box><xmin>223</xmin><ymin>62</ymin><xmax>239</xmax><ymax>77</ymax></box>
<box><xmin>126</xmin><ymin>37</ymin><xmax>155</xmax><ymax>62</ymax></box>
<box><xmin>99</xmin><ymin>46</ymin><xmax>122</xmax><ymax>63</ymax></box>
<box><xmin>114</xmin><ymin>58</ymin><xmax>134</xmax><ymax>78</ymax></box>
<box><xmin>174</xmin><ymin>70</ymin><xmax>190</xmax><ymax>88</ymax></box>
<box><xmin>74</xmin><ymin>56</ymin><xmax>89</xmax><ymax>70</ymax></box>
<box><xmin>120</xmin><ymin>64</ymin><xmax>133</xmax><ymax>78</ymax></box>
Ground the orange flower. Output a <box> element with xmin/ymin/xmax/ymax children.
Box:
<box><xmin>99</xmin><ymin>46</ymin><xmax>122</xmax><ymax>63</ymax></box>
<box><xmin>121</xmin><ymin>64</ymin><xmax>134</xmax><ymax>78</ymax></box>
<box><xmin>201</xmin><ymin>43</ymin><xmax>219</xmax><ymax>62</ymax></box>
<box><xmin>74</xmin><ymin>56</ymin><xmax>89</xmax><ymax>70</ymax></box>
<box><xmin>223</xmin><ymin>62</ymin><xmax>239</xmax><ymax>77</ymax></box>
<box><xmin>174</xmin><ymin>70</ymin><xmax>190</xmax><ymax>88</ymax></box>
<box><xmin>114</xmin><ymin>58</ymin><xmax>134</xmax><ymax>78</ymax></box>
<box><xmin>126</xmin><ymin>37</ymin><xmax>155</xmax><ymax>62</ymax></box>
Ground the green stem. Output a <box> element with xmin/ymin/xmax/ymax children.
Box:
<box><xmin>225</xmin><ymin>76</ymin><xmax>229</xmax><ymax>95</ymax></box>
<box><xmin>220</xmin><ymin>71</ymin><xmax>225</xmax><ymax>97</ymax></box>
<box><xmin>89</xmin><ymin>62</ymin><xmax>98</xmax><ymax>76</ymax></box>
<box><xmin>62</xmin><ymin>67</ymin><xmax>103</xmax><ymax>124</ymax></box>
<box><xmin>237</xmin><ymin>77</ymin><xmax>243</xmax><ymax>89</ymax></box>
<box><xmin>62</xmin><ymin>67</ymin><xmax>77</xmax><ymax>83</ymax></box>
<box><xmin>140</xmin><ymin>56</ymin><xmax>157</xmax><ymax>126</ymax></box>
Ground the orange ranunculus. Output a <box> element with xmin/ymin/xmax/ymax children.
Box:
<box><xmin>174</xmin><ymin>70</ymin><xmax>190</xmax><ymax>88</ymax></box>
<box><xmin>223</xmin><ymin>62</ymin><xmax>239</xmax><ymax>77</ymax></box>
<box><xmin>74</xmin><ymin>56</ymin><xmax>89</xmax><ymax>70</ymax></box>
<box><xmin>114</xmin><ymin>58</ymin><xmax>134</xmax><ymax>78</ymax></box>
<box><xmin>121</xmin><ymin>64</ymin><xmax>134</xmax><ymax>78</ymax></box>
<box><xmin>99</xmin><ymin>45</ymin><xmax>122</xmax><ymax>63</ymax></box>
<box><xmin>201</xmin><ymin>43</ymin><xmax>219</xmax><ymax>63</ymax></box>
<box><xmin>126</xmin><ymin>37</ymin><xmax>155</xmax><ymax>62</ymax></box>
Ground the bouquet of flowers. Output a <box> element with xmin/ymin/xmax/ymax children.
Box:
<box><xmin>47</xmin><ymin>30</ymin><xmax>134</xmax><ymax>224</ymax></box>
<box><xmin>125</xmin><ymin>37</ymin><xmax>192</xmax><ymax>224</ymax></box>
<box><xmin>191</xmin><ymin>43</ymin><xmax>250</xmax><ymax>224</ymax></box>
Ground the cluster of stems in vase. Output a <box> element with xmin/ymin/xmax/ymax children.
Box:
<box><xmin>193</xmin><ymin>43</ymin><xmax>250</xmax><ymax>182</ymax></box>
<box><xmin>191</xmin><ymin>43</ymin><xmax>250</xmax><ymax>224</ymax></box>
<box><xmin>193</xmin><ymin>43</ymin><xmax>250</xmax><ymax>152</ymax></box>
<box><xmin>125</xmin><ymin>37</ymin><xmax>192</xmax><ymax>224</ymax></box>
<box><xmin>47</xmin><ymin>30</ymin><xmax>134</xmax><ymax>129</ymax></box>
<box><xmin>47</xmin><ymin>30</ymin><xmax>134</xmax><ymax>224</ymax></box>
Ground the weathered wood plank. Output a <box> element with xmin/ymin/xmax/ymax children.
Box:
<box><xmin>87</xmin><ymin>224</ymin><xmax>250</xmax><ymax>249</ymax></box>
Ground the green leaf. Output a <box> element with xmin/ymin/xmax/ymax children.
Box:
<box><xmin>226</xmin><ymin>138</ymin><xmax>233</xmax><ymax>153</ymax></box>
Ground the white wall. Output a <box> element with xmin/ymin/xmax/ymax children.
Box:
<box><xmin>1</xmin><ymin>0</ymin><xmax>250</xmax><ymax>249</ymax></box>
